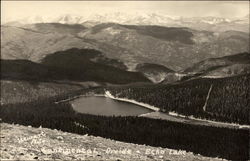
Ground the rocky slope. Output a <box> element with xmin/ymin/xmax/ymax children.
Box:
<box><xmin>0</xmin><ymin>123</ymin><xmax>223</xmax><ymax>161</ymax></box>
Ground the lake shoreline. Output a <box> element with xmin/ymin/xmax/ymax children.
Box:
<box><xmin>104</xmin><ymin>91</ymin><xmax>160</xmax><ymax>111</ymax></box>
<box><xmin>55</xmin><ymin>90</ymin><xmax>250</xmax><ymax>129</ymax></box>
<box><xmin>104</xmin><ymin>90</ymin><xmax>250</xmax><ymax>129</ymax></box>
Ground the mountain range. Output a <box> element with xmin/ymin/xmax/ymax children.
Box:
<box><xmin>2</xmin><ymin>23</ymin><xmax>249</xmax><ymax>69</ymax></box>
<box><xmin>1</xmin><ymin>13</ymin><xmax>249</xmax><ymax>83</ymax></box>
<box><xmin>4</xmin><ymin>12</ymin><xmax>249</xmax><ymax>32</ymax></box>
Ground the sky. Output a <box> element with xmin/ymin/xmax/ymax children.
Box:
<box><xmin>1</xmin><ymin>1</ymin><xmax>249</xmax><ymax>23</ymax></box>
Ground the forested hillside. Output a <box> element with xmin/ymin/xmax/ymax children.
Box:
<box><xmin>108</xmin><ymin>74</ymin><xmax>250</xmax><ymax>124</ymax></box>
<box><xmin>0</xmin><ymin>95</ymin><xmax>248</xmax><ymax>160</ymax></box>
<box><xmin>135</xmin><ymin>63</ymin><xmax>174</xmax><ymax>83</ymax></box>
<box><xmin>1</xmin><ymin>48</ymin><xmax>150</xmax><ymax>84</ymax></box>
<box><xmin>41</xmin><ymin>48</ymin><xmax>149</xmax><ymax>84</ymax></box>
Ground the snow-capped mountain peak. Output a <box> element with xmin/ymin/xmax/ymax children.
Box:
<box><xmin>53</xmin><ymin>14</ymin><xmax>86</xmax><ymax>24</ymax></box>
<box><xmin>2</xmin><ymin>12</ymin><xmax>249</xmax><ymax>33</ymax></box>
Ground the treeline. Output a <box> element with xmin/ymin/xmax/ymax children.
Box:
<box><xmin>0</xmin><ymin>97</ymin><xmax>249</xmax><ymax>160</ymax></box>
<box><xmin>107</xmin><ymin>74</ymin><xmax>250</xmax><ymax>124</ymax></box>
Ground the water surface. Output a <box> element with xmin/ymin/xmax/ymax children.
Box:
<box><xmin>71</xmin><ymin>96</ymin><xmax>152</xmax><ymax>116</ymax></box>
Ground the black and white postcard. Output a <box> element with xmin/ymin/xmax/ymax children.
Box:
<box><xmin>1</xmin><ymin>1</ymin><xmax>249</xmax><ymax>160</ymax></box>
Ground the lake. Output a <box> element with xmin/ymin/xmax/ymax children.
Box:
<box><xmin>71</xmin><ymin>96</ymin><xmax>152</xmax><ymax>116</ymax></box>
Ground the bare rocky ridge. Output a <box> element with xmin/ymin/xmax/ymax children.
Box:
<box><xmin>0</xmin><ymin>123</ymin><xmax>223</xmax><ymax>161</ymax></box>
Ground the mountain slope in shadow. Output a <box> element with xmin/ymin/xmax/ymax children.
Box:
<box><xmin>1</xmin><ymin>48</ymin><xmax>150</xmax><ymax>84</ymax></box>
<box><xmin>135</xmin><ymin>63</ymin><xmax>174</xmax><ymax>83</ymax></box>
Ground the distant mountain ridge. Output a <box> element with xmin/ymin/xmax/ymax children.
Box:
<box><xmin>184</xmin><ymin>52</ymin><xmax>250</xmax><ymax>73</ymax></box>
<box><xmin>160</xmin><ymin>52</ymin><xmax>250</xmax><ymax>84</ymax></box>
<box><xmin>3</xmin><ymin>12</ymin><xmax>249</xmax><ymax>32</ymax></box>
<box><xmin>185</xmin><ymin>52</ymin><xmax>250</xmax><ymax>78</ymax></box>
